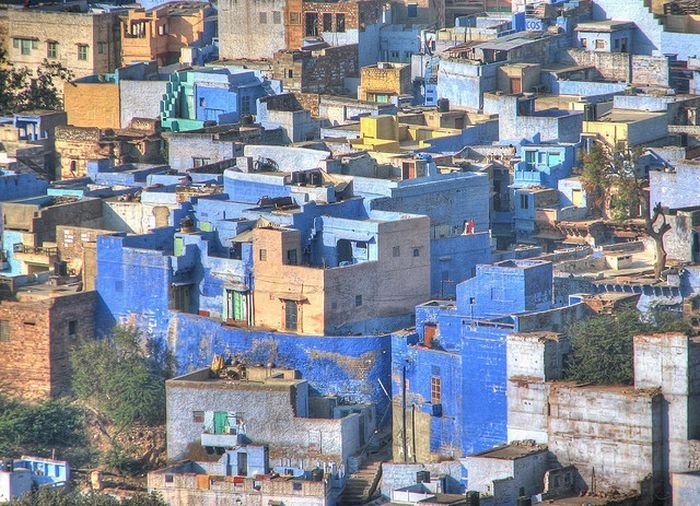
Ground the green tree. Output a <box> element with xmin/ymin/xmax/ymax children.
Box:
<box><xmin>0</xmin><ymin>397</ymin><xmax>84</xmax><ymax>457</ymax></box>
<box><xmin>70</xmin><ymin>325</ymin><xmax>168</xmax><ymax>429</ymax></box>
<box><xmin>0</xmin><ymin>41</ymin><xmax>73</xmax><ymax>114</ymax></box>
<box><xmin>579</xmin><ymin>142</ymin><xmax>671</xmax><ymax>279</ymax></box>
<box><xmin>7</xmin><ymin>488</ymin><xmax>167</xmax><ymax>505</ymax></box>
<box><xmin>565</xmin><ymin>308</ymin><xmax>692</xmax><ymax>385</ymax></box>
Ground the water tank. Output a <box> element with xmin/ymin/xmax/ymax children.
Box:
<box><xmin>437</xmin><ymin>98</ymin><xmax>450</xmax><ymax>112</ymax></box>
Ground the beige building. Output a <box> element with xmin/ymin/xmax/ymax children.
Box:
<box><xmin>359</xmin><ymin>62</ymin><xmax>411</xmax><ymax>103</ymax></box>
<box><xmin>3</xmin><ymin>6</ymin><xmax>121</xmax><ymax>80</ymax></box>
<box><xmin>251</xmin><ymin>212</ymin><xmax>430</xmax><ymax>336</ymax></box>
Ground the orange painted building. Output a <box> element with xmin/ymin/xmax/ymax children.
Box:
<box><xmin>121</xmin><ymin>2</ymin><xmax>210</xmax><ymax>66</ymax></box>
<box><xmin>251</xmin><ymin>213</ymin><xmax>431</xmax><ymax>336</ymax></box>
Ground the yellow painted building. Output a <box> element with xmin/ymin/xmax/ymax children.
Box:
<box><xmin>583</xmin><ymin>110</ymin><xmax>668</xmax><ymax>148</ymax></box>
<box><xmin>121</xmin><ymin>2</ymin><xmax>209</xmax><ymax>66</ymax></box>
<box><xmin>64</xmin><ymin>81</ymin><xmax>120</xmax><ymax>129</ymax></box>
<box><xmin>350</xmin><ymin>111</ymin><xmax>495</xmax><ymax>154</ymax></box>
<box><xmin>359</xmin><ymin>63</ymin><xmax>411</xmax><ymax>103</ymax></box>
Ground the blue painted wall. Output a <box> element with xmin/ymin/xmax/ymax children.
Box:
<box><xmin>95</xmin><ymin>229</ymin><xmax>177</xmax><ymax>338</ymax></box>
<box><xmin>169</xmin><ymin>312</ymin><xmax>393</xmax><ymax>416</ymax></box>
<box><xmin>391</xmin><ymin>259</ymin><xmax>571</xmax><ymax>458</ymax></box>
<box><xmin>0</xmin><ymin>172</ymin><xmax>48</xmax><ymax>202</ymax></box>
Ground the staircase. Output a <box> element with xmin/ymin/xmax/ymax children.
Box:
<box><xmin>337</xmin><ymin>460</ymin><xmax>382</xmax><ymax>506</ymax></box>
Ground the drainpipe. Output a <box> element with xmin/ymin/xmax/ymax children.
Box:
<box><xmin>402</xmin><ymin>363</ymin><xmax>408</xmax><ymax>464</ymax></box>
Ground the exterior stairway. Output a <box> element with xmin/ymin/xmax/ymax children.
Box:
<box><xmin>337</xmin><ymin>460</ymin><xmax>382</xmax><ymax>506</ymax></box>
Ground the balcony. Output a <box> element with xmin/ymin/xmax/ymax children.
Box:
<box><xmin>13</xmin><ymin>243</ymin><xmax>59</xmax><ymax>266</ymax></box>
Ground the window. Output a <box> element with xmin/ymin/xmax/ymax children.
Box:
<box><xmin>193</xmin><ymin>411</ymin><xmax>204</xmax><ymax>423</ymax></box>
<box><xmin>580</xmin><ymin>38</ymin><xmax>587</xmax><ymax>48</ymax></box>
<box><xmin>259</xmin><ymin>249</ymin><xmax>267</xmax><ymax>261</ymax></box>
<box><xmin>78</xmin><ymin>45</ymin><xmax>88</xmax><ymax>61</ymax></box>
<box><xmin>286</xmin><ymin>249</ymin><xmax>297</xmax><ymax>265</ymax></box>
<box><xmin>158</xmin><ymin>24</ymin><xmax>168</xmax><ymax>36</ymax></box>
<box><xmin>413</xmin><ymin>248</ymin><xmax>420</xmax><ymax>257</ymax></box>
<box><xmin>273</xmin><ymin>11</ymin><xmax>282</xmax><ymax>24</ymax></box>
<box><xmin>305</xmin><ymin>13</ymin><xmax>319</xmax><ymax>36</ymax></box>
<box><xmin>407</xmin><ymin>3</ymin><xmax>418</xmax><ymax>17</ymax></box>
<box><xmin>393</xmin><ymin>246</ymin><xmax>400</xmax><ymax>257</ymax></box>
<box><xmin>323</xmin><ymin>13</ymin><xmax>333</xmax><ymax>32</ymax></box>
<box><xmin>31</xmin><ymin>40</ymin><xmax>38</xmax><ymax>50</ymax></box>
<box><xmin>68</xmin><ymin>320</ymin><xmax>77</xmax><ymax>337</ymax></box>
<box><xmin>259</xmin><ymin>12</ymin><xmax>267</xmax><ymax>24</ymax></box>
<box><xmin>199</xmin><ymin>97</ymin><xmax>206</xmax><ymax>107</ymax></box>
<box><xmin>97</xmin><ymin>42</ymin><xmax>106</xmax><ymax>55</ymax></box>
<box><xmin>240</xmin><ymin>95</ymin><xmax>252</xmax><ymax>114</ymax></box>
<box><xmin>336</xmin><ymin>13</ymin><xmax>345</xmax><ymax>32</ymax></box>
<box><xmin>355</xmin><ymin>295</ymin><xmax>362</xmax><ymax>307</ymax></box>
<box><xmin>0</xmin><ymin>320</ymin><xmax>9</xmax><ymax>342</ymax></box>
<box><xmin>431</xmin><ymin>376</ymin><xmax>441</xmax><ymax>404</ymax></box>
<box><xmin>390</xmin><ymin>50</ymin><xmax>400</xmax><ymax>60</ymax></box>
<box><xmin>613</xmin><ymin>38</ymin><xmax>619</xmax><ymax>49</ymax></box>
<box><xmin>293</xmin><ymin>482</ymin><xmax>302</xmax><ymax>491</ymax></box>
<box><xmin>284</xmin><ymin>300</ymin><xmax>298</xmax><ymax>331</ymax></box>
<box><xmin>289</xmin><ymin>12</ymin><xmax>301</xmax><ymax>24</ymax></box>
<box><xmin>47</xmin><ymin>41</ymin><xmax>58</xmax><ymax>59</ymax></box>
<box><xmin>165</xmin><ymin>475</ymin><xmax>174</xmax><ymax>484</ymax></box>
<box><xmin>21</xmin><ymin>39</ymin><xmax>32</xmax><ymax>55</ymax></box>
<box><xmin>192</xmin><ymin>157</ymin><xmax>210</xmax><ymax>167</ymax></box>
<box><xmin>287</xmin><ymin>69</ymin><xmax>294</xmax><ymax>79</ymax></box>
<box><xmin>595</xmin><ymin>39</ymin><xmax>605</xmax><ymax>50</ymax></box>
<box><xmin>520</xmin><ymin>193</ymin><xmax>529</xmax><ymax>210</ymax></box>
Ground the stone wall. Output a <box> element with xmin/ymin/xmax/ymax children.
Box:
<box><xmin>120</xmin><ymin>80</ymin><xmax>168</xmax><ymax>128</ymax></box>
<box><xmin>166</xmin><ymin>375</ymin><xmax>362</xmax><ymax>464</ymax></box>
<box><xmin>0</xmin><ymin>290</ymin><xmax>96</xmax><ymax>400</ymax></box>
<box><xmin>558</xmin><ymin>49</ymin><xmax>669</xmax><ymax>87</ymax></box>
<box><xmin>273</xmin><ymin>45</ymin><xmax>358</xmax><ymax>93</ymax></box>
<box><xmin>218</xmin><ymin>0</ymin><xmax>287</xmax><ymax>60</ymax></box>
<box><xmin>5</xmin><ymin>9</ymin><xmax>121</xmax><ymax>79</ymax></box>
<box><xmin>547</xmin><ymin>384</ymin><xmax>661</xmax><ymax>494</ymax></box>
<box><xmin>380</xmin><ymin>461</ymin><xmax>464</xmax><ymax>496</ymax></box>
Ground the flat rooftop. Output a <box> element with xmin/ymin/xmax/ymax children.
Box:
<box><xmin>471</xmin><ymin>442</ymin><xmax>547</xmax><ymax>460</ymax></box>
<box><xmin>170</xmin><ymin>365</ymin><xmax>304</xmax><ymax>388</ymax></box>
<box><xmin>576</xmin><ymin>20</ymin><xmax>636</xmax><ymax>32</ymax></box>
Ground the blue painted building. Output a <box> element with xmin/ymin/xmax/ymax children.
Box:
<box><xmin>351</xmin><ymin>163</ymin><xmax>492</xmax><ymax>298</ymax></box>
<box><xmin>0</xmin><ymin>456</ymin><xmax>69</xmax><ymax>502</ymax></box>
<box><xmin>161</xmin><ymin>69</ymin><xmax>274</xmax><ymax>132</ymax></box>
<box><xmin>391</xmin><ymin>259</ymin><xmax>590</xmax><ymax>462</ymax></box>
<box><xmin>513</xmin><ymin>143</ymin><xmax>578</xmax><ymax>190</ymax></box>
<box><xmin>0</xmin><ymin>171</ymin><xmax>48</xmax><ymax>202</ymax></box>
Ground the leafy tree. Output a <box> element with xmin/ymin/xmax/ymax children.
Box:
<box><xmin>579</xmin><ymin>142</ymin><xmax>671</xmax><ymax>279</ymax></box>
<box><xmin>0</xmin><ymin>41</ymin><xmax>73</xmax><ymax>114</ymax></box>
<box><xmin>70</xmin><ymin>325</ymin><xmax>169</xmax><ymax>429</ymax></box>
<box><xmin>0</xmin><ymin>397</ymin><xmax>84</xmax><ymax>457</ymax></box>
<box><xmin>565</xmin><ymin>308</ymin><xmax>692</xmax><ymax>385</ymax></box>
<box><xmin>7</xmin><ymin>488</ymin><xmax>168</xmax><ymax>506</ymax></box>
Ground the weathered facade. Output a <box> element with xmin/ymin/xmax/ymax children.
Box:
<box><xmin>0</xmin><ymin>287</ymin><xmax>96</xmax><ymax>400</ymax></box>
<box><xmin>272</xmin><ymin>45</ymin><xmax>359</xmax><ymax>94</ymax></box>
<box><xmin>55</xmin><ymin>120</ymin><xmax>163</xmax><ymax>180</ymax></box>
<box><xmin>4</xmin><ymin>7</ymin><xmax>121</xmax><ymax>80</ymax></box>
